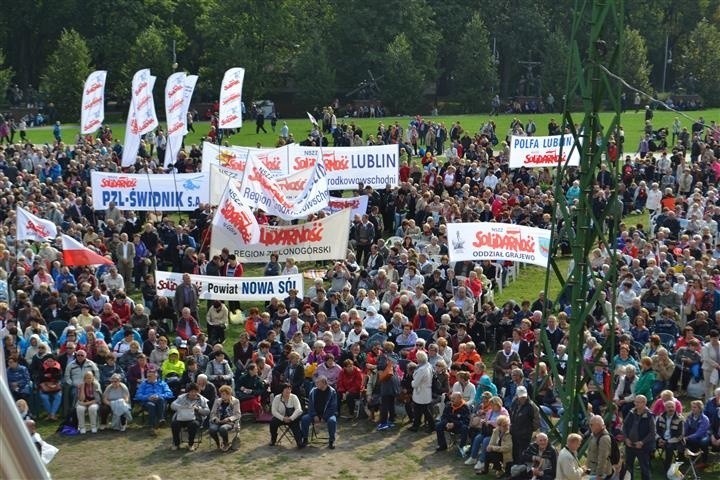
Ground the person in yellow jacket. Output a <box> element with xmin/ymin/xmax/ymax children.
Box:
<box><xmin>161</xmin><ymin>348</ymin><xmax>186</xmax><ymax>396</ymax></box>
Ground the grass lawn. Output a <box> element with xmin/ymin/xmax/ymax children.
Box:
<box><xmin>20</xmin><ymin>108</ymin><xmax>720</xmax><ymax>152</ymax></box>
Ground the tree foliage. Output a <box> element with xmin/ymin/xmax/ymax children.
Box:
<box><xmin>0</xmin><ymin>49</ymin><xmax>12</xmax><ymax>103</ymax></box>
<box><xmin>293</xmin><ymin>33</ymin><xmax>336</xmax><ymax>110</ymax></box>
<box><xmin>452</xmin><ymin>14</ymin><xmax>497</xmax><ymax>112</ymax></box>
<box><xmin>676</xmin><ymin>19</ymin><xmax>720</xmax><ymax>103</ymax></box>
<box><xmin>40</xmin><ymin>29</ymin><xmax>92</xmax><ymax>122</ymax></box>
<box><xmin>380</xmin><ymin>34</ymin><xmax>426</xmax><ymax>114</ymax></box>
<box><xmin>620</xmin><ymin>28</ymin><xmax>653</xmax><ymax>98</ymax></box>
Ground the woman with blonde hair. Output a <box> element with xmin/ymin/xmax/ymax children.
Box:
<box><xmin>76</xmin><ymin>371</ymin><xmax>102</xmax><ymax>434</ymax></box>
<box><xmin>208</xmin><ymin>385</ymin><xmax>241</xmax><ymax>451</ymax></box>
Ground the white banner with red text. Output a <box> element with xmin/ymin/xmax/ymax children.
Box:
<box><xmin>121</xmin><ymin>70</ymin><xmax>158</xmax><ymax>167</ymax></box>
<box><xmin>164</xmin><ymin>73</ymin><xmax>197</xmax><ymax>167</ymax></box>
<box><xmin>237</xmin><ymin>153</ymin><xmax>329</xmax><ymax>220</ymax></box>
<box><xmin>16</xmin><ymin>207</ymin><xmax>58</xmax><ymax>241</ymax></box>
<box><xmin>211</xmin><ymin>208</ymin><xmax>352</xmax><ymax>262</ymax></box>
<box><xmin>201</xmin><ymin>142</ymin><xmax>287</xmax><ymax>175</ymax></box>
<box><xmin>155</xmin><ymin>271</ymin><xmax>304</xmax><ymax>301</ymax></box>
<box><xmin>80</xmin><ymin>70</ymin><xmax>107</xmax><ymax>134</ymax></box>
<box><xmin>447</xmin><ymin>222</ymin><xmax>551</xmax><ymax>267</ymax></box>
<box><xmin>324</xmin><ymin>195</ymin><xmax>369</xmax><ymax>219</ymax></box>
<box><xmin>218</xmin><ymin>67</ymin><xmax>245</xmax><ymax>129</ymax></box>
<box><xmin>212</xmin><ymin>179</ymin><xmax>261</xmax><ymax>245</ymax></box>
<box><xmin>90</xmin><ymin>171</ymin><xmax>209</xmax><ymax>211</ymax></box>
<box><xmin>208</xmin><ymin>160</ymin><xmax>312</xmax><ymax>205</ymax></box>
<box><xmin>508</xmin><ymin>134</ymin><xmax>581</xmax><ymax>169</ymax></box>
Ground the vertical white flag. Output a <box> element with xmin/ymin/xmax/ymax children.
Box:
<box><xmin>16</xmin><ymin>207</ymin><xmax>58</xmax><ymax>241</ymax></box>
<box><xmin>164</xmin><ymin>72</ymin><xmax>186</xmax><ymax>167</ymax></box>
<box><xmin>218</xmin><ymin>67</ymin><xmax>245</xmax><ymax>129</ymax></box>
<box><xmin>212</xmin><ymin>179</ymin><xmax>261</xmax><ymax>245</ymax></box>
<box><xmin>122</xmin><ymin>70</ymin><xmax>157</xmax><ymax>167</ymax></box>
<box><xmin>80</xmin><ymin>70</ymin><xmax>107</xmax><ymax>134</ymax></box>
<box><xmin>181</xmin><ymin>74</ymin><xmax>198</xmax><ymax>129</ymax></box>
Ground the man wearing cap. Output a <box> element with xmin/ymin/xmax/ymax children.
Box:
<box><xmin>135</xmin><ymin>365</ymin><xmax>175</xmax><ymax>435</ymax></box>
<box><xmin>509</xmin><ymin>385</ymin><xmax>540</xmax><ymax>465</ymax></box>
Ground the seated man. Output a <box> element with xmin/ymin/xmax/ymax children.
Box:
<box><xmin>300</xmin><ymin>376</ymin><xmax>338</xmax><ymax>449</ymax></box>
<box><xmin>518</xmin><ymin>432</ymin><xmax>557</xmax><ymax>480</ymax></box>
<box><xmin>656</xmin><ymin>400</ymin><xmax>684</xmax><ymax>473</ymax></box>
<box><xmin>134</xmin><ymin>365</ymin><xmax>174</xmax><ymax>435</ymax></box>
<box><xmin>170</xmin><ymin>382</ymin><xmax>210</xmax><ymax>451</ymax></box>
<box><xmin>435</xmin><ymin>391</ymin><xmax>470</xmax><ymax>452</ymax></box>
<box><xmin>269</xmin><ymin>382</ymin><xmax>303</xmax><ymax>447</ymax></box>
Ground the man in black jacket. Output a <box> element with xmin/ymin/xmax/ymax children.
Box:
<box><xmin>509</xmin><ymin>386</ymin><xmax>541</xmax><ymax>463</ymax></box>
<box><xmin>622</xmin><ymin>395</ymin><xmax>656</xmax><ymax>480</ymax></box>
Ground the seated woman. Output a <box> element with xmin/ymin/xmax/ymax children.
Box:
<box><xmin>314</xmin><ymin>354</ymin><xmax>342</xmax><ymax>388</ymax></box>
<box><xmin>99</xmin><ymin>374</ymin><xmax>132</xmax><ymax>431</ymax></box>
<box><xmin>235</xmin><ymin>363</ymin><xmax>266</xmax><ymax>417</ymax></box>
<box><xmin>76</xmin><ymin>370</ymin><xmax>102</xmax><ymax>434</ymax></box>
<box><xmin>6</xmin><ymin>355</ymin><xmax>33</xmax><ymax>403</ymax></box>
<box><xmin>269</xmin><ymin>382</ymin><xmax>303</xmax><ymax>447</ymax></box>
<box><xmin>205</xmin><ymin>350</ymin><xmax>233</xmax><ymax>390</ymax></box>
<box><xmin>170</xmin><ymin>382</ymin><xmax>210</xmax><ymax>451</ymax></box>
<box><xmin>209</xmin><ymin>385</ymin><xmax>241</xmax><ymax>451</ymax></box>
<box><xmin>480</xmin><ymin>414</ymin><xmax>513</xmax><ymax>476</ymax></box>
<box><xmin>465</xmin><ymin>395</ymin><xmax>508</xmax><ymax>470</ymax></box>
<box><xmin>161</xmin><ymin>348</ymin><xmax>186</xmax><ymax>397</ymax></box>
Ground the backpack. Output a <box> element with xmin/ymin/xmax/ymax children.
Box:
<box><xmin>597</xmin><ymin>432</ymin><xmax>621</xmax><ymax>466</ymax></box>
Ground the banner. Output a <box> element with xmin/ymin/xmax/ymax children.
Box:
<box><xmin>90</xmin><ymin>171</ymin><xmax>209</xmax><ymax>211</ymax></box>
<box><xmin>288</xmin><ymin>144</ymin><xmax>399</xmax><ymax>190</ymax></box>
<box><xmin>324</xmin><ymin>195</ymin><xmax>369</xmax><ymax>219</ymax></box>
<box><xmin>80</xmin><ymin>70</ymin><xmax>107</xmax><ymax>134</ymax></box>
<box><xmin>16</xmin><ymin>207</ymin><xmax>58</xmax><ymax>241</ymax></box>
<box><xmin>447</xmin><ymin>222</ymin><xmax>551</xmax><ymax>267</ymax></box>
<box><xmin>218</xmin><ymin>67</ymin><xmax>245</xmax><ymax>129</ymax></box>
<box><xmin>237</xmin><ymin>153</ymin><xmax>329</xmax><ymax>220</ymax></box>
<box><xmin>209</xmin><ymin>161</ymin><xmax>309</xmax><ymax>205</ymax></box>
<box><xmin>164</xmin><ymin>73</ymin><xmax>197</xmax><ymax>167</ymax></box>
<box><xmin>508</xmin><ymin>134</ymin><xmax>581</xmax><ymax>169</ymax></box>
<box><xmin>212</xmin><ymin>208</ymin><xmax>352</xmax><ymax>263</ymax></box>
<box><xmin>121</xmin><ymin>71</ymin><xmax>157</xmax><ymax>167</ymax></box>
<box><xmin>201</xmin><ymin>142</ymin><xmax>287</xmax><ymax>175</ymax></box>
<box><xmin>212</xmin><ymin>179</ymin><xmax>261</xmax><ymax>245</ymax></box>
<box><xmin>155</xmin><ymin>271</ymin><xmax>303</xmax><ymax>301</ymax></box>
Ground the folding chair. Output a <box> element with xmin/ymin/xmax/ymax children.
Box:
<box><xmin>277</xmin><ymin>423</ymin><xmax>293</xmax><ymax>445</ymax></box>
<box><xmin>310</xmin><ymin>421</ymin><xmax>329</xmax><ymax>443</ymax></box>
<box><xmin>682</xmin><ymin>448</ymin><xmax>702</xmax><ymax>480</ymax></box>
<box><xmin>179</xmin><ymin>421</ymin><xmax>205</xmax><ymax>448</ymax></box>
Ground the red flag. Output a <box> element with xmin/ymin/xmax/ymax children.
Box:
<box><xmin>61</xmin><ymin>234</ymin><xmax>114</xmax><ymax>266</ymax></box>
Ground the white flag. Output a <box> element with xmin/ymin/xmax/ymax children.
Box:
<box><xmin>181</xmin><ymin>75</ymin><xmax>198</xmax><ymax>129</ymax></box>
<box><xmin>130</xmin><ymin>69</ymin><xmax>159</xmax><ymax>136</ymax></box>
<box><xmin>213</xmin><ymin>180</ymin><xmax>260</xmax><ymax>244</ymax></box>
<box><xmin>218</xmin><ymin>67</ymin><xmax>245</xmax><ymax>129</ymax></box>
<box><xmin>16</xmin><ymin>207</ymin><xmax>58</xmax><ymax>242</ymax></box>
<box><xmin>164</xmin><ymin>72</ymin><xmax>187</xmax><ymax>167</ymax></box>
<box><xmin>307</xmin><ymin>111</ymin><xmax>318</xmax><ymax>126</ymax></box>
<box><xmin>121</xmin><ymin>72</ymin><xmax>157</xmax><ymax>167</ymax></box>
<box><xmin>80</xmin><ymin>70</ymin><xmax>107</xmax><ymax>134</ymax></box>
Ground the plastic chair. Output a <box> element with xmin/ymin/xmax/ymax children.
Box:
<box><xmin>47</xmin><ymin>320</ymin><xmax>68</xmax><ymax>348</ymax></box>
<box><xmin>416</xmin><ymin>329</ymin><xmax>434</xmax><ymax>344</ymax></box>
<box><xmin>657</xmin><ymin>333</ymin><xmax>676</xmax><ymax>350</ymax></box>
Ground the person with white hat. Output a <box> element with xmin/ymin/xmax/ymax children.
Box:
<box><xmin>509</xmin><ymin>384</ymin><xmax>540</xmax><ymax>465</ymax></box>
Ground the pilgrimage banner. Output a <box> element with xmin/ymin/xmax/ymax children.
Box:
<box><xmin>508</xmin><ymin>134</ymin><xmax>581</xmax><ymax>169</ymax></box>
<box><xmin>212</xmin><ymin>179</ymin><xmax>261</xmax><ymax>245</ymax></box>
<box><xmin>90</xmin><ymin>171</ymin><xmax>209</xmax><ymax>211</ymax></box>
<box><xmin>218</xmin><ymin>67</ymin><xmax>245</xmax><ymax>129</ymax></box>
<box><xmin>155</xmin><ymin>271</ymin><xmax>304</xmax><ymax>301</ymax></box>
<box><xmin>211</xmin><ymin>208</ymin><xmax>352</xmax><ymax>262</ymax></box>
<box><xmin>80</xmin><ymin>70</ymin><xmax>107</xmax><ymax>134</ymax></box>
<box><xmin>447</xmin><ymin>222</ymin><xmax>551</xmax><ymax>267</ymax></box>
<box><xmin>324</xmin><ymin>195</ymin><xmax>368</xmax><ymax>219</ymax></box>
<box><xmin>201</xmin><ymin>142</ymin><xmax>287</xmax><ymax>175</ymax></box>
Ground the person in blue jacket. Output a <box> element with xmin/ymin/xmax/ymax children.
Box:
<box><xmin>300</xmin><ymin>376</ymin><xmax>338</xmax><ymax>449</ymax></box>
<box><xmin>134</xmin><ymin>364</ymin><xmax>174</xmax><ymax>435</ymax></box>
<box><xmin>684</xmin><ymin>399</ymin><xmax>711</xmax><ymax>465</ymax></box>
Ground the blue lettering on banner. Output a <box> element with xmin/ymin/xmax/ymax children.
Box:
<box><xmin>241</xmin><ymin>281</ymin><xmax>274</xmax><ymax>296</ymax></box>
<box><xmin>278</xmin><ymin>279</ymin><xmax>297</xmax><ymax>294</ymax></box>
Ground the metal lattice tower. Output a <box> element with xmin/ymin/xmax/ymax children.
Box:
<box><xmin>539</xmin><ymin>0</ymin><xmax>624</xmax><ymax>443</ymax></box>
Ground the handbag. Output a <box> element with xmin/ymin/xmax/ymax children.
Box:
<box><xmin>469</xmin><ymin>415</ymin><xmax>484</xmax><ymax>429</ymax></box>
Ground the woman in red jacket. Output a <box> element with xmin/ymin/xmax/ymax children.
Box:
<box><xmin>412</xmin><ymin>304</ymin><xmax>436</xmax><ymax>331</ymax></box>
<box><xmin>337</xmin><ymin>359</ymin><xmax>364</xmax><ymax>417</ymax></box>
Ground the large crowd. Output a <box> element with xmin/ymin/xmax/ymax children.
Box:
<box><xmin>1</xmin><ymin>107</ymin><xmax>720</xmax><ymax>479</ymax></box>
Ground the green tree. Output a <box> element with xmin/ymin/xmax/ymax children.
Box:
<box><xmin>452</xmin><ymin>13</ymin><xmax>497</xmax><ymax>112</ymax></box>
<box><xmin>380</xmin><ymin>33</ymin><xmax>425</xmax><ymax>114</ymax></box>
<box><xmin>293</xmin><ymin>33</ymin><xmax>336</xmax><ymax>110</ymax></box>
<box><xmin>541</xmin><ymin>29</ymin><xmax>570</xmax><ymax>104</ymax></box>
<box><xmin>676</xmin><ymin>19</ymin><xmax>720</xmax><ymax>105</ymax></box>
<box><xmin>40</xmin><ymin>29</ymin><xmax>92</xmax><ymax>122</ymax></box>
<box><xmin>116</xmin><ymin>25</ymin><xmax>174</xmax><ymax>102</ymax></box>
<box><xmin>0</xmin><ymin>49</ymin><xmax>13</xmax><ymax>104</ymax></box>
<box><xmin>621</xmin><ymin>27</ymin><xmax>653</xmax><ymax>97</ymax></box>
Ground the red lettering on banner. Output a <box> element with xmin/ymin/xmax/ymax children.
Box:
<box><xmin>134</xmin><ymin>118</ymin><xmax>155</xmax><ymax>133</ymax></box>
<box><xmin>322</xmin><ymin>152</ymin><xmax>349</xmax><ymax>171</ymax></box>
<box><xmin>158</xmin><ymin>278</ymin><xmax>202</xmax><ymax>292</ymax></box>
<box><xmin>329</xmin><ymin>199</ymin><xmax>359</xmax><ymax>209</ymax></box>
<box><xmin>167</xmin><ymin>84</ymin><xmax>183</xmax><ymax>97</ymax></box>
<box><xmin>223</xmin><ymin>79</ymin><xmax>240</xmax><ymax>90</ymax></box>
<box><xmin>25</xmin><ymin>220</ymin><xmax>50</xmax><ymax>238</ymax></box>
<box><xmin>221</xmin><ymin>114</ymin><xmax>239</xmax><ymax>125</ymax></box>
<box><xmin>248</xmin><ymin>167</ymin><xmax>293</xmax><ymax>209</ymax></box>
<box><xmin>260</xmin><ymin>224</ymin><xmax>324</xmax><ymax>246</ymax></box>
<box><xmin>83</xmin><ymin>119</ymin><xmax>101</xmax><ymax>132</ymax></box>
<box><xmin>276</xmin><ymin>178</ymin><xmax>306</xmax><ymax>192</ymax></box>
<box><xmin>472</xmin><ymin>229</ymin><xmax>535</xmax><ymax>252</ymax></box>
<box><xmin>85</xmin><ymin>82</ymin><xmax>102</xmax><ymax>95</ymax></box>
<box><xmin>136</xmin><ymin>94</ymin><xmax>151</xmax><ymax>110</ymax></box>
<box><xmin>220</xmin><ymin>200</ymin><xmax>255</xmax><ymax>243</ymax></box>
<box><xmin>262</xmin><ymin>158</ymin><xmax>282</xmax><ymax>171</ymax></box>
<box><xmin>293</xmin><ymin>157</ymin><xmax>316</xmax><ymax>170</ymax></box>
<box><xmin>83</xmin><ymin>96</ymin><xmax>102</xmax><ymax>110</ymax></box>
<box><xmin>222</xmin><ymin>92</ymin><xmax>241</xmax><ymax>105</ymax></box>
<box><xmin>167</xmin><ymin>121</ymin><xmax>185</xmax><ymax>136</ymax></box>
<box><xmin>218</xmin><ymin>151</ymin><xmax>245</xmax><ymax>171</ymax></box>
<box><xmin>134</xmin><ymin>82</ymin><xmax>148</xmax><ymax>96</ymax></box>
<box><xmin>524</xmin><ymin>152</ymin><xmax>566</xmax><ymax>165</ymax></box>
<box><xmin>168</xmin><ymin>98</ymin><xmax>184</xmax><ymax>113</ymax></box>
<box><xmin>100</xmin><ymin>177</ymin><xmax>138</xmax><ymax>188</ymax></box>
